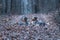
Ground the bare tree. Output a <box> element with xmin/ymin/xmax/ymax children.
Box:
<box><xmin>2</xmin><ymin>0</ymin><xmax>6</xmax><ymax>14</ymax></box>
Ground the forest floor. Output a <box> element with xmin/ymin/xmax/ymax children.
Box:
<box><xmin>0</xmin><ymin>13</ymin><xmax>60</xmax><ymax>40</ymax></box>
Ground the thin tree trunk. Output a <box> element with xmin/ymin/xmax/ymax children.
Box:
<box><xmin>7</xmin><ymin>0</ymin><xmax>11</xmax><ymax>14</ymax></box>
<box><xmin>16</xmin><ymin>0</ymin><xmax>21</xmax><ymax>14</ymax></box>
<box><xmin>2</xmin><ymin>0</ymin><xmax>6</xmax><ymax>14</ymax></box>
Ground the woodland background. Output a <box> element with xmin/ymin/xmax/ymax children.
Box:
<box><xmin>0</xmin><ymin>0</ymin><xmax>60</xmax><ymax>15</ymax></box>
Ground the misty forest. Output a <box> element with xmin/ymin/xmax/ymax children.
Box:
<box><xmin>0</xmin><ymin>0</ymin><xmax>60</xmax><ymax>40</ymax></box>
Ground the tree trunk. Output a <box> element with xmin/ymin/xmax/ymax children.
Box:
<box><xmin>21</xmin><ymin>0</ymin><xmax>35</xmax><ymax>14</ymax></box>
<box><xmin>7</xmin><ymin>0</ymin><xmax>11</xmax><ymax>14</ymax></box>
<box><xmin>2</xmin><ymin>0</ymin><xmax>6</xmax><ymax>14</ymax></box>
<box><xmin>16</xmin><ymin>0</ymin><xmax>21</xmax><ymax>14</ymax></box>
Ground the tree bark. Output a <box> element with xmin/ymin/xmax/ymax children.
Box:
<box><xmin>2</xmin><ymin>0</ymin><xmax>6</xmax><ymax>14</ymax></box>
<box><xmin>7</xmin><ymin>0</ymin><xmax>11</xmax><ymax>14</ymax></box>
